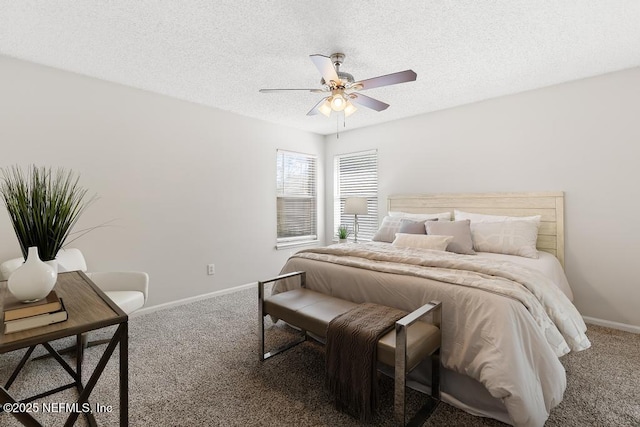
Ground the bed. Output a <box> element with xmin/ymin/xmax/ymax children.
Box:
<box><xmin>273</xmin><ymin>192</ymin><xmax>590</xmax><ymax>427</ymax></box>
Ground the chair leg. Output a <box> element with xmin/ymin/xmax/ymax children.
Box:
<box><xmin>85</xmin><ymin>338</ymin><xmax>111</xmax><ymax>348</ymax></box>
<box><xmin>32</xmin><ymin>333</ymin><xmax>90</xmax><ymax>361</ymax></box>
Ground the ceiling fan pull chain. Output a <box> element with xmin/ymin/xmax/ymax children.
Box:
<box><xmin>336</xmin><ymin>115</ymin><xmax>340</xmax><ymax>139</ymax></box>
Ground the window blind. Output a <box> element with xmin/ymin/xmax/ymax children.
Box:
<box><xmin>334</xmin><ymin>150</ymin><xmax>378</xmax><ymax>241</ymax></box>
<box><xmin>277</xmin><ymin>150</ymin><xmax>317</xmax><ymax>244</ymax></box>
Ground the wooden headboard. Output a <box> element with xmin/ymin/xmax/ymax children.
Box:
<box><xmin>388</xmin><ymin>192</ymin><xmax>565</xmax><ymax>267</ymax></box>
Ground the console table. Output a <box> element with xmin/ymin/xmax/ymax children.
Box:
<box><xmin>0</xmin><ymin>271</ymin><xmax>128</xmax><ymax>426</ymax></box>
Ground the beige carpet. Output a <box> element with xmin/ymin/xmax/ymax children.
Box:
<box><xmin>1</xmin><ymin>287</ymin><xmax>639</xmax><ymax>426</ymax></box>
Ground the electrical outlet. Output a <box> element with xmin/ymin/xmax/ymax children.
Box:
<box><xmin>207</xmin><ymin>264</ymin><xmax>215</xmax><ymax>275</ymax></box>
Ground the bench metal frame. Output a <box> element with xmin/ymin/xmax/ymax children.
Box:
<box><xmin>258</xmin><ymin>271</ymin><xmax>442</xmax><ymax>426</ymax></box>
<box><xmin>394</xmin><ymin>300</ymin><xmax>441</xmax><ymax>427</ymax></box>
<box><xmin>258</xmin><ymin>271</ymin><xmax>308</xmax><ymax>361</ymax></box>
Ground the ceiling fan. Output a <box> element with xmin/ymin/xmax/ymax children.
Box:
<box><xmin>259</xmin><ymin>53</ymin><xmax>417</xmax><ymax>118</ymax></box>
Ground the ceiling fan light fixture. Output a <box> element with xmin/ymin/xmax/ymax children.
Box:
<box><xmin>344</xmin><ymin>101</ymin><xmax>357</xmax><ymax>117</ymax></box>
<box><xmin>330</xmin><ymin>93</ymin><xmax>346</xmax><ymax>111</ymax></box>
<box><xmin>319</xmin><ymin>99</ymin><xmax>332</xmax><ymax>117</ymax></box>
<box><xmin>259</xmin><ymin>53</ymin><xmax>417</xmax><ymax>124</ymax></box>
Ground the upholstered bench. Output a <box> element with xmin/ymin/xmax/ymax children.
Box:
<box><xmin>258</xmin><ymin>271</ymin><xmax>442</xmax><ymax>427</ymax></box>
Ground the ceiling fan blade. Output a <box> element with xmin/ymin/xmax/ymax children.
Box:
<box><xmin>259</xmin><ymin>88</ymin><xmax>324</xmax><ymax>93</ymax></box>
<box><xmin>349</xmin><ymin>93</ymin><xmax>390</xmax><ymax>111</ymax></box>
<box><xmin>307</xmin><ymin>97</ymin><xmax>329</xmax><ymax>116</ymax></box>
<box><xmin>353</xmin><ymin>70</ymin><xmax>417</xmax><ymax>91</ymax></box>
<box><xmin>309</xmin><ymin>54</ymin><xmax>340</xmax><ymax>86</ymax></box>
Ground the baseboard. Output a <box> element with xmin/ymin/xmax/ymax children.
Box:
<box><xmin>130</xmin><ymin>282</ymin><xmax>256</xmax><ymax>318</ymax></box>
<box><xmin>583</xmin><ymin>316</ymin><xmax>640</xmax><ymax>334</ymax></box>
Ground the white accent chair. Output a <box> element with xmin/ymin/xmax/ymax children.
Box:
<box><xmin>1</xmin><ymin>248</ymin><xmax>148</xmax><ymax>353</ymax></box>
<box><xmin>1</xmin><ymin>248</ymin><xmax>148</xmax><ymax>314</ymax></box>
<box><xmin>0</xmin><ymin>257</ymin><xmax>25</xmax><ymax>281</ymax></box>
<box><xmin>84</xmin><ymin>271</ymin><xmax>148</xmax><ymax>315</ymax></box>
<box><xmin>0</xmin><ymin>247</ymin><xmax>89</xmax><ymax>281</ymax></box>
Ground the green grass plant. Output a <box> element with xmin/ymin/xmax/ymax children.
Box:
<box><xmin>0</xmin><ymin>165</ymin><xmax>96</xmax><ymax>261</ymax></box>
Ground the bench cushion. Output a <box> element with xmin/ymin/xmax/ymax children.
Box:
<box><xmin>265</xmin><ymin>288</ymin><xmax>441</xmax><ymax>370</ymax></box>
<box><xmin>265</xmin><ymin>289</ymin><xmax>357</xmax><ymax>337</ymax></box>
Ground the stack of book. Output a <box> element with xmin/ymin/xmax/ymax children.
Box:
<box><xmin>3</xmin><ymin>291</ymin><xmax>68</xmax><ymax>334</ymax></box>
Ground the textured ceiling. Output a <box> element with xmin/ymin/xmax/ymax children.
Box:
<box><xmin>1</xmin><ymin>1</ymin><xmax>640</xmax><ymax>136</ymax></box>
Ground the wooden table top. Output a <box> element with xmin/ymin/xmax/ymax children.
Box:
<box><xmin>0</xmin><ymin>271</ymin><xmax>127</xmax><ymax>353</ymax></box>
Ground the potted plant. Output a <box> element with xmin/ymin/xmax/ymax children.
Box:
<box><xmin>0</xmin><ymin>165</ymin><xmax>96</xmax><ymax>262</ymax></box>
<box><xmin>337</xmin><ymin>224</ymin><xmax>350</xmax><ymax>243</ymax></box>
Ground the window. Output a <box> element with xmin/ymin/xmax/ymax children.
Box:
<box><xmin>334</xmin><ymin>150</ymin><xmax>378</xmax><ymax>241</ymax></box>
<box><xmin>277</xmin><ymin>150</ymin><xmax>318</xmax><ymax>247</ymax></box>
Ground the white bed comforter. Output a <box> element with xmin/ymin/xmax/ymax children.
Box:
<box><xmin>275</xmin><ymin>243</ymin><xmax>590</xmax><ymax>427</ymax></box>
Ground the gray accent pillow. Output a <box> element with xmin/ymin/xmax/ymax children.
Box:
<box><xmin>425</xmin><ymin>219</ymin><xmax>476</xmax><ymax>255</ymax></box>
<box><xmin>398</xmin><ymin>219</ymin><xmax>428</xmax><ymax>235</ymax></box>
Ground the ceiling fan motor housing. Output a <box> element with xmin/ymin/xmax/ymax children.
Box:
<box><xmin>321</xmin><ymin>71</ymin><xmax>355</xmax><ymax>87</ymax></box>
<box><xmin>320</xmin><ymin>52</ymin><xmax>354</xmax><ymax>87</ymax></box>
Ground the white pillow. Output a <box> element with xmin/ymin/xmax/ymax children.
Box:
<box><xmin>389</xmin><ymin>211</ymin><xmax>452</xmax><ymax>221</ymax></box>
<box><xmin>470</xmin><ymin>220</ymin><xmax>540</xmax><ymax>258</ymax></box>
<box><xmin>392</xmin><ymin>233</ymin><xmax>453</xmax><ymax>251</ymax></box>
<box><xmin>454</xmin><ymin>210</ymin><xmax>541</xmax><ymax>224</ymax></box>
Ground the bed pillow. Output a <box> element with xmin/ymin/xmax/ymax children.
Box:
<box><xmin>425</xmin><ymin>220</ymin><xmax>476</xmax><ymax>255</ymax></box>
<box><xmin>388</xmin><ymin>211</ymin><xmax>452</xmax><ymax>221</ymax></box>
<box><xmin>398</xmin><ymin>219</ymin><xmax>432</xmax><ymax>234</ymax></box>
<box><xmin>372</xmin><ymin>216</ymin><xmax>405</xmax><ymax>242</ymax></box>
<box><xmin>471</xmin><ymin>220</ymin><xmax>540</xmax><ymax>258</ymax></box>
<box><xmin>391</xmin><ymin>233</ymin><xmax>453</xmax><ymax>251</ymax></box>
<box><xmin>454</xmin><ymin>210</ymin><xmax>541</xmax><ymax>224</ymax></box>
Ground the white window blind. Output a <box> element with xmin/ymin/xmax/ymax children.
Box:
<box><xmin>277</xmin><ymin>150</ymin><xmax>318</xmax><ymax>245</ymax></box>
<box><xmin>334</xmin><ymin>150</ymin><xmax>378</xmax><ymax>241</ymax></box>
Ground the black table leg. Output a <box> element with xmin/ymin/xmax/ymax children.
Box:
<box><xmin>0</xmin><ymin>387</ymin><xmax>43</xmax><ymax>427</ymax></box>
<box><xmin>120</xmin><ymin>322</ymin><xmax>129</xmax><ymax>426</ymax></box>
<box><xmin>4</xmin><ymin>346</ymin><xmax>36</xmax><ymax>389</ymax></box>
<box><xmin>63</xmin><ymin>323</ymin><xmax>126</xmax><ymax>427</ymax></box>
<box><xmin>76</xmin><ymin>333</ymin><xmax>83</xmax><ymax>382</ymax></box>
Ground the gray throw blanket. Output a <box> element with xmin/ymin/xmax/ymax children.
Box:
<box><xmin>326</xmin><ymin>303</ymin><xmax>407</xmax><ymax>421</ymax></box>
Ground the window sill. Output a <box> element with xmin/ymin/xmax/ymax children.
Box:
<box><xmin>276</xmin><ymin>240</ymin><xmax>321</xmax><ymax>250</ymax></box>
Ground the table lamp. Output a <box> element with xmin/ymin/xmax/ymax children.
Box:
<box><xmin>344</xmin><ymin>197</ymin><xmax>368</xmax><ymax>243</ymax></box>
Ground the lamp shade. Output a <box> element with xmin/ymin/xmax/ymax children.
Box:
<box><xmin>344</xmin><ymin>197</ymin><xmax>368</xmax><ymax>215</ymax></box>
<box><xmin>319</xmin><ymin>100</ymin><xmax>332</xmax><ymax>117</ymax></box>
<box><xmin>343</xmin><ymin>101</ymin><xmax>357</xmax><ymax>117</ymax></box>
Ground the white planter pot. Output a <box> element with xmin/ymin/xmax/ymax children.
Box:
<box><xmin>7</xmin><ymin>246</ymin><xmax>57</xmax><ymax>302</ymax></box>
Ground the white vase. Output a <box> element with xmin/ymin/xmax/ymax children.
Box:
<box><xmin>45</xmin><ymin>259</ymin><xmax>59</xmax><ymax>280</ymax></box>
<box><xmin>7</xmin><ymin>246</ymin><xmax>57</xmax><ymax>303</ymax></box>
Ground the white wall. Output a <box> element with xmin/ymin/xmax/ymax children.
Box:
<box><xmin>325</xmin><ymin>67</ymin><xmax>640</xmax><ymax>328</ymax></box>
<box><xmin>0</xmin><ymin>56</ymin><xmax>325</xmax><ymax>306</ymax></box>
